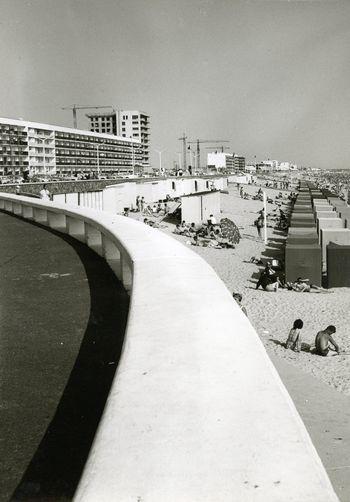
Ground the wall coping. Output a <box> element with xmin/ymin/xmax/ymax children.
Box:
<box><xmin>0</xmin><ymin>192</ymin><xmax>338</xmax><ymax>502</ymax></box>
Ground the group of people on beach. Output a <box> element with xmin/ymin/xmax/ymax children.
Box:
<box><xmin>255</xmin><ymin>262</ymin><xmax>331</xmax><ymax>294</ymax></box>
<box><xmin>286</xmin><ymin>320</ymin><xmax>341</xmax><ymax>357</ymax></box>
<box><xmin>136</xmin><ymin>195</ymin><xmax>171</xmax><ymax>217</ymax></box>
<box><xmin>174</xmin><ymin>216</ymin><xmax>235</xmax><ymax>249</ymax></box>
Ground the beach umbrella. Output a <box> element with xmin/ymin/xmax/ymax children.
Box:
<box><xmin>220</xmin><ymin>217</ymin><xmax>241</xmax><ymax>244</ymax></box>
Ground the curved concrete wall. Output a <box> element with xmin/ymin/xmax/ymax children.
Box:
<box><xmin>0</xmin><ymin>193</ymin><xmax>338</xmax><ymax>502</ymax></box>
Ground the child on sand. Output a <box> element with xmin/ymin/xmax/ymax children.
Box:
<box><xmin>285</xmin><ymin>319</ymin><xmax>304</xmax><ymax>352</ymax></box>
<box><xmin>315</xmin><ymin>325</ymin><xmax>340</xmax><ymax>356</ymax></box>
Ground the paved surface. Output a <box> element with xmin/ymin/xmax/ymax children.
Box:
<box><xmin>271</xmin><ymin>354</ymin><xmax>350</xmax><ymax>502</ymax></box>
<box><xmin>0</xmin><ymin>211</ymin><xmax>129</xmax><ymax>501</ymax></box>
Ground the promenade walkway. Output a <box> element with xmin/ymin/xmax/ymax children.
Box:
<box><xmin>0</xmin><ymin>212</ymin><xmax>129</xmax><ymax>501</ymax></box>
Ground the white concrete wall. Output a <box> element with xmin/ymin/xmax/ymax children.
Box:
<box><xmin>0</xmin><ymin>192</ymin><xmax>338</xmax><ymax>502</ymax></box>
<box><xmin>201</xmin><ymin>191</ymin><xmax>221</xmax><ymax>221</ymax></box>
<box><xmin>228</xmin><ymin>175</ymin><xmax>250</xmax><ymax>184</ymax></box>
<box><xmin>103</xmin><ymin>184</ymin><xmax>136</xmax><ymax>214</ymax></box>
<box><xmin>181</xmin><ymin>195</ymin><xmax>202</xmax><ymax>224</ymax></box>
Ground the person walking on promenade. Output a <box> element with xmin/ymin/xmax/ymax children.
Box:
<box><xmin>39</xmin><ymin>184</ymin><xmax>51</xmax><ymax>200</ymax></box>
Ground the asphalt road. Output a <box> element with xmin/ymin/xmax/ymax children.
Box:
<box><xmin>0</xmin><ymin>211</ymin><xmax>129</xmax><ymax>501</ymax></box>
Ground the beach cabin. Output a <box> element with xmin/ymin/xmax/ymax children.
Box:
<box><xmin>181</xmin><ymin>191</ymin><xmax>220</xmax><ymax>224</ymax></box>
<box><xmin>327</xmin><ymin>243</ymin><xmax>350</xmax><ymax>287</ymax></box>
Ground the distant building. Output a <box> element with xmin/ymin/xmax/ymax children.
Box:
<box><xmin>256</xmin><ymin>163</ymin><xmax>271</xmax><ymax>172</ymax></box>
<box><xmin>234</xmin><ymin>155</ymin><xmax>245</xmax><ymax>171</ymax></box>
<box><xmin>245</xmin><ymin>164</ymin><xmax>257</xmax><ymax>173</ymax></box>
<box><xmin>262</xmin><ymin>160</ymin><xmax>279</xmax><ymax>170</ymax></box>
<box><xmin>0</xmin><ymin>117</ymin><xmax>142</xmax><ymax>177</ymax></box>
<box><xmin>207</xmin><ymin>152</ymin><xmax>235</xmax><ymax>171</ymax></box>
<box><xmin>207</xmin><ymin>152</ymin><xmax>245</xmax><ymax>172</ymax></box>
<box><xmin>87</xmin><ymin>110</ymin><xmax>150</xmax><ymax>170</ymax></box>
<box><xmin>278</xmin><ymin>161</ymin><xmax>291</xmax><ymax>171</ymax></box>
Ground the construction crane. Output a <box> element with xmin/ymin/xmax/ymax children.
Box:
<box><xmin>205</xmin><ymin>145</ymin><xmax>230</xmax><ymax>153</ymax></box>
<box><xmin>178</xmin><ymin>133</ymin><xmax>187</xmax><ymax>172</ymax></box>
<box><xmin>187</xmin><ymin>139</ymin><xmax>229</xmax><ymax>171</ymax></box>
<box><xmin>61</xmin><ymin>104</ymin><xmax>114</xmax><ymax>129</ymax></box>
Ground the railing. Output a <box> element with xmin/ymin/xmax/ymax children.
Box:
<box><xmin>0</xmin><ymin>193</ymin><xmax>338</xmax><ymax>502</ymax></box>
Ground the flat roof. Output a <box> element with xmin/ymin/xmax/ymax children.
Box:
<box><xmin>0</xmin><ymin>116</ymin><xmax>141</xmax><ymax>144</ymax></box>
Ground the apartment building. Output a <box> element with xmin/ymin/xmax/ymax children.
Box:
<box><xmin>207</xmin><ymin>152</ymin><xmax>235</xmax><ymax>171</ymax></box>
<box><xmin>87</xmin><ymin>110</ymin><xmax>150</xmax><ymax>170</ymax></box>
<box><xmin>207</xmin><ymin>152</ymin><xmax>245</xmax><ymax>172</ymax></box>
<box><xmin>233</xmin><ymin>155</ymin><xmax>246</xmax><ymax>171</ymax></box>
<box><xmin>0</xmin><ymin>117</ymin><xmax>142</xmax><ymax>177</ymax></box>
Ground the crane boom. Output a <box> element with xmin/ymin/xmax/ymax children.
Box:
<box><xmin>61</xmin><ymin>104</ymin><xmax>114</xmax><ymax>128</ymax></box>
<box><xmin>187</xmin><ymin>139</ymin><xmax>229</xmax><ymax>171</ymax></box>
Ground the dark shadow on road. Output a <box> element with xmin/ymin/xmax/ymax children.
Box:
<box><xmin>11</xmin><ymin>221</ymin><xmax>130</xmax><ymax>502</ymax></box>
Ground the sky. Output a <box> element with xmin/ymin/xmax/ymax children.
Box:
<box><xmin>1</xmin><ymin>0</ymin><xmax>350</xmax><ymax>169</ymax></box>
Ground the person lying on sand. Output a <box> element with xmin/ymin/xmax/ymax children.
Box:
<box><xmin>286</xmin><ymin>278</ymin><xmax>332</xmax><ymax>293</ymax></box>
<box><xmin>315</xmin><ymin>325</ymin><xmax>340</xmax><ymax>356</ymax></box>
<box><xmin>189</xmin><ymin>234</ymin><xmax>222</xmax><ymax>249</ymax></box>
<box><xmin>285</xmin><ymin>319</ymin><xmax>304</xmax><ymax>352</ymax></box>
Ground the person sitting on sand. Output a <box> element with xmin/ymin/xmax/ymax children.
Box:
<box><xmin>144</xmin><ymin>205</ymin><xmax>153</xmax><ymax>216</ymax></box>
<box><xmin>208</xmin><ymin>214</ymin><xmax>217</xmax><ymax>226</ymax></box>
<box><xmin>214</xmin><ymin>229</ymin><xmax>235</xmax><ymax>248</ymax></box>
<box><xmin>315</xmin><ymin>325</ymin><xmax>340</xmax><ymax>356</ymax></box>
<box><xmin>188</xmin><ymin>222</ymin><xmax>197</xmax><ymax>234</ymax></box>
<box><xmin>232</xmin><ymin>293</ymin><xmax>247</xmax><ymax>316</ymax></box>
<box><xmin>173</xmin><ymin>224</ymin><xmax>183</xmax><ymax>234</ymax></box>
<box><xmin>285</xmin><ymin>319</ymin><xmax>304</xmax><ymax>352</ymax></box>
<box><xmin>256</xmin><ymin>266</ymin><xmax>281</xmax><ymax>292</ymax></box>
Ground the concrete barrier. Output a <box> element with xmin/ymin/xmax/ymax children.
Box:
<box><xmin>0</xmin><ymin>193</ymin><xmax>338</xmax><ymax>502</ymax></box>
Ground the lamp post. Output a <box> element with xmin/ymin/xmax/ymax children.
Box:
<box><xmin>154</xmin><ymin>149</ymin><xmax>165</xmax><ymax>176</ymax></box>
<box><xmin>177</xmin><ymin>152</ymin><xmax>182</xmax><ymax>171</ymax></box>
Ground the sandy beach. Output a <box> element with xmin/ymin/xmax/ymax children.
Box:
<box><xmin>134</xmin><ymin>182</ymin><xmax>350</xmax><ymax>396</ymax></box>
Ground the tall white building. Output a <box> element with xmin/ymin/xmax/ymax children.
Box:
<box><xmin>87</xmin><ymin>110</ymin><xmax>150</xmax><ymax>170</ymax></box>
<box><xmin>0</xmin><ymin>117</ymin><xmax>142</xmax><ymax>177</ymax></box>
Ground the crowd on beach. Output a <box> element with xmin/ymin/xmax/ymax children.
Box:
<box><xmin>131</xmin><ymin>176</ymin><xmax>347</xmax><ymax>361</ymax></box>
<box><xmin>174</xmin><ymin>216</ymin><xmax>236</xmax><ymax>249</ymax></box>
